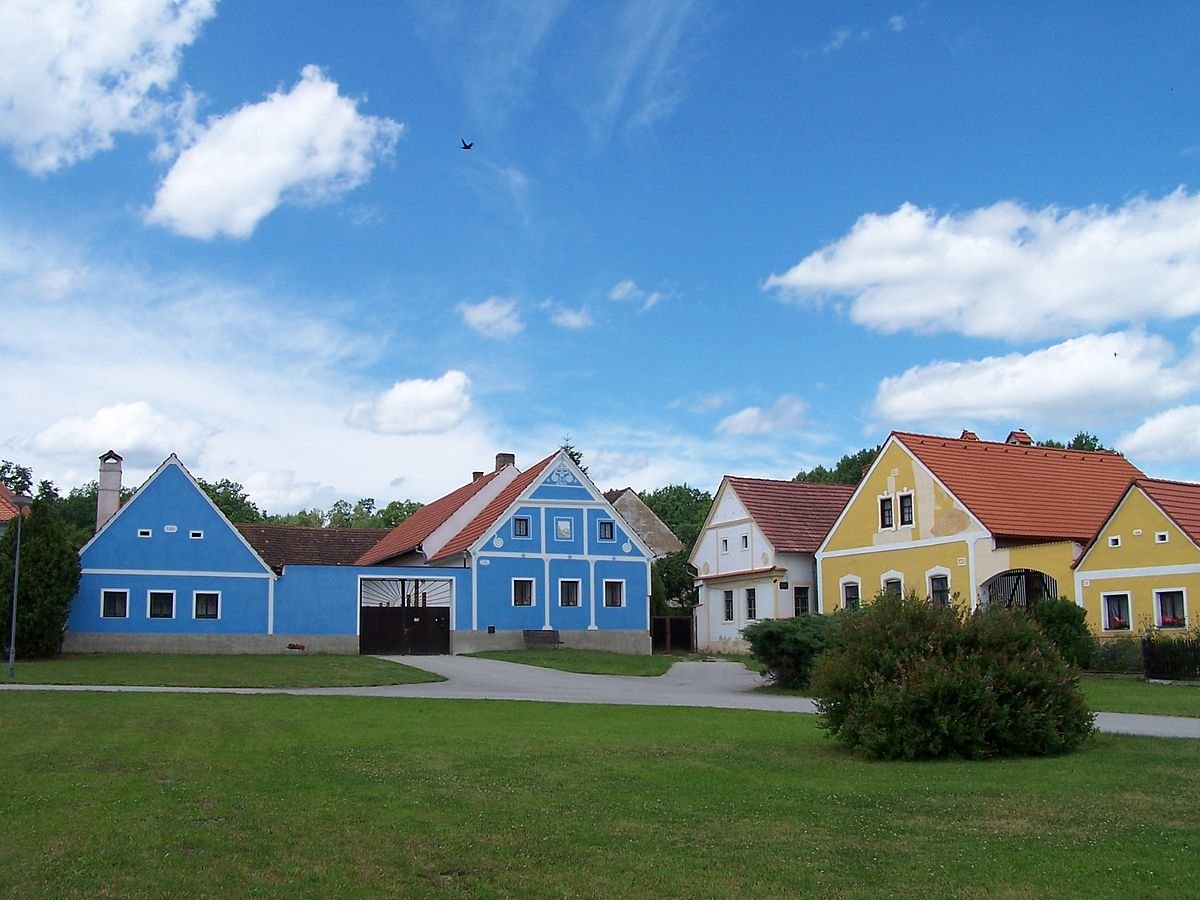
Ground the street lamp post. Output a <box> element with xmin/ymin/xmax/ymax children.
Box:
<box><xmin>7</xmin><ymin>494</ymin><xmax>32</xmax><ymax>681</ymax></box>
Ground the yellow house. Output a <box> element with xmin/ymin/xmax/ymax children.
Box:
<box><xmin>1074</xmin><ymin>478</ymin><xmax>1200</xmax><ymax>637</ymax></box>
<box><xmin>816</xmin><ymin>430</ymin><xmax>1143</xmax><ymax>629</ymax></box>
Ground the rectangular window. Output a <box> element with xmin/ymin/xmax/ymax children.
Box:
<box><xmin>899</xmin><ymin>493</ymin><xmax>914</xmax><ymax>527</ymax></box>
<box><xmin>555</xmin><ymin>517</ymin><xmax>573</xmax><ymax>541</ymax></box>
<box><xmin>930</xmin><ymin>575</ymin><xmax>950</xmax><ymax>608</ymax></box>
<box><xmin>720</xmin><ymin>538</ymin><xmax>729</xmax><ymax>554</ymax></box>
<box><xmin>793</xmin><ymin>586</ymin><xmax>810</xmax><ymax>616</ymax></box>
<box><xmin>879</xmin><ymin>497</ymin><xmax>894</xmax><ymax>529</ymax></box>
<box><xmin>883</xmin><ymin>578</ymin><xmax>902</xmax><ymax>597</ymax></box>
<box><xmin>189</xmin><ymin>530</ymin><xmax>204</xmax><ymax>540</ymax></box>
<box><xmin>1155</xmin><ymin>531</ymin><xmax>1170</xmax><ymax>544</ymax></box>
<box><xmin>604</xmin><ymin>581</ymin><xmax>625</xmax><ymax>608</ymax></box>
<box><xmin>746</xmin><ymin>587</ymin><xmax>757</xmax><ymax>620</ymax></box>
<box><xmin>148</xmin><ymin>590</ymin><xmax>174</xmax><ymax>619</ymax></box>
<box><xmin>598</xmin><ymin>520</ymin><xmax>615</xmax><ymax>541</ymax></box>
<box><xmin>741</xmin><ymin>534</ymin><xmax>749</xmax><ymax>549</ymax></box>
<box><xmin>723</xmin><ymin>590</ymin><xmax>734</xmax><ymax>622</ymax></box>
<box><xmin>137</xmin><ymin>528</ymin><xmax>152</xmax><ymax>538</ymax></box>
<box><xmin>1108</xmin><ymin>535</ymin><xmax>1122</xmax><ymax>548</ymax></box>
<box><xmin>1103</xmin><ymin>593</ymin><xmax>1131</xmax><ymax>631</ymax></box>
<box><xmin>1157</xmin><ymin>590</ymin><xmax>1186</xmax><ymax>628</ymax></box>
<box><xmin>513</xmin><ymin>579</ymin><xmax>534</xmax><ymax>607</ymax></box>
<box><xmin>194</xmin><ymin>591</ymin><xmax>220</xmax><ymax>620</ymax></box>
<box><xmin>843</xmin><ymin>582</ymin><xmax>860</xmax><ymax>610</ymax></box>
<box><xmin>513</xmin><ymin>516</ymin><xmax>530</xmax><ymax>538</ymax></box>
<box><xmin>559</xmin><ymin>580</ymin><xmax>580</xmax><ymax>607</ymax></box>
<box><xmin>101</xmin><ymin>589</ymin><xmax>128</xmax><ymax>619</ymax></box>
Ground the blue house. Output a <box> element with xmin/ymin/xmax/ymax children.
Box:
<box><xmin>65</xmin><ymin>450</ymin><xmax>651</xmax><ymax>654</ymax></box>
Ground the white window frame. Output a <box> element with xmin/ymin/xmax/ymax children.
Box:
<box><xmin>189</xmin><ymin>530</ymin><xmax>204</xmax><ymax>540</ymax></box>
<box><xmin>793</xmin><ymin>585</ymin><xmax>810</xmax><ymax>616</ymax></box>
<box><xmin>740</xmin><ymin>533</ymin><xmax>749</xmax><ymax>550</ymax></box>
<box><xmin>878</xmin><ymin>495</ymin><xmax>895</xmax><ymax>531</ymax></box>
<box><xmin>100</xmin><ymin>588</ymin><xmax>129</xmax><ymax>619</ymax></box>
<box><xmin>137</xmin><ymin>528</ymin><xmax>152</xmax><ymax>539</ymax></box>
<box><xmin>512</xmin><ymin>578</ymin><xmax>535</xmax><ymax>607</ymax></box>
<box><xmin>746</xmin><ymin>587</ymin><xmax>757</xmax><ymax>621</ymax></box>
<box><xmin>722</xmin><ymin>590</ymin><xmax>734</xmax><ymax>622</ymax></box>
<box><xmin>147</xmin><ymin>589</ymin><xmax>175</xmax><ymax>619</ymax></box>
<box><xmin>193</xmin><ymin>590</ymin><xmax>221</xmax><ymax>621</ymax></box>
<box><xmin>512</xmin><ymin>515</ymin><xmax>532</xmax><ymax>539</ymax></box>
<box><xmin>880</xmin><ymin>570</ymin><xmax>905</xmax><ymax>596</ymax></box>
<box><xmin>558</xmin><ymin>578</ymin><xmax>582</xmax><ymax>608</ymax></box>
<box><xmin>1155</xmin><ymin>531</ymin><xmax>1170</xmax><ymax>544</ymax></box>
<box><xmin>1101</xmin><ymin>592</ymin><xmax>1132</xmax><ymax>632</ymax></box>
<box><xmin>1154</xmin><ymin>587</ymin><xmax>1187</xmax><ymax>629</ymax></box>
<box><xmin>898</xmin><ymin>492</ymin><xmax>914</xmax><ymax>527</ymax></box>
<box><xmin>603</xmin><ymin>580</ymin><xmax>625</xmax><ymax>608</ymax></box>
<box><xmin>925</xmin><ymin>566</ymin><xmax>952</xmax><ymax>607</ymax></box>
<box><xmin>1108</xmin><ymin>535</ymin><xmax>1121</xmax><ymax>548</ymax></box>
<box><xmin>720</xmin><ymin>537</ymin><xmax>729</xmax><ymax>554</ymax></box>
<box><xmin>554</xmin><ymin>517</ymin><xmax>573</xmax><ymax>541</ymax></box>
<box><xmin>597</xmin><ymin>520</ymin><xmax>615</xmax><ymax>542</ymax></box>
<box><xmin>840</xmin><ymin>576</ymin><xmax>862</xmax><ymax>610</ymax></box>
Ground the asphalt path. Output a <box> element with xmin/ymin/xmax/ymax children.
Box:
<box><xmin>2</xmin><ymin>655</ymin><xmax>1198</xmax><ymax>739</ymax></box>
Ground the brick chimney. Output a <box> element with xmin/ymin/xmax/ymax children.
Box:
<box><xmin>960</xmin><ymin>430</ymin><xmax>979</xmax><ymax>441</ymax></box>
<box><xmin>472</xmin><ymin>470</ymin><xmax>484</xmax><ymax>482</ymax></box>
<box><xmin>1005</xmin><ymin>429</ymin><xmax>1033</xmax><ymax>446</ymax></box>
<box><xmin>96</xmin><ymin>450</ymin><xmax>123</xmax><ymax>530</ymax></box>
<box><xmin>495</xmin><ymin>452</ymin><xmax>515</xmax><ymax>472</ymax></box>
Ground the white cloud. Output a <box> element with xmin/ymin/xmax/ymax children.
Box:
<box><xmin>888</xmin><ymin>15</ymin><xmax>908</xmax><ymax>32</ymax></box>
<box><xmin>549</xmin><ymin>306</ymin><xmax>593</xmax><ymax>330</ymax></box>
<box><xmin>872</xmin><ymin>331</ymin><xmax>1195</xmax><ymax>429</ymax></box>
<box><xmin>669</xmin><ymin>391</ymin><xmax>732</xmax><ymax>414</ymax></box>
<box><xmin>0</xmin><ymin>0</ymin><xmax>216</xmax><ymax>173</ymax></box>
<box><xmin>146</xmin><ymin>65</ymin><xmax>403</xmax><ymax>239</ymax></box>
<box><xmin>608</xmin><ymin>278</ymin><xmax>671</xmax><ymax>311</ymax></box>
<box><xmin>766</xmin><ymin>190</ymin><xmax>1200</xmax><ymax>341</ymax></box>
<box><xmin>32</xmin><ymin>401</ymin><xmax>212</xmax><ymax>467</ymax></box>
<box><xmin>1118</xmin><ymin>407</ymin><xmax>1200</xmax><ymax>464</ymax></box>
<box><xmin>717</xmin><ymin>395</ymin><xmax>808</xmax><ymax>436</ymax></box>
<box><xmin>458</xmin><ymin>296</ymin><xmax>524</xmax><ymax>339</ymax></box>
<box><xmin>348</xmin><ymin>371</ymin><xmax>473</xmax><ymax>436</ymax></box>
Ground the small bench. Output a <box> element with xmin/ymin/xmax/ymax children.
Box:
<box><xmin>523</xmin><ymin>629</ymin><xmax>563</xmax><ymax>649</ymax></box>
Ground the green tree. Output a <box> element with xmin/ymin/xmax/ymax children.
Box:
<box><xmin>377</xmin><ymin>499</ymin><xmax>422</xmax><ymax>528</ymax></box>
<box><xmin>0</xmin><ymin>496</ymin><xmax>81</xmax><ymax>659</ymax></box>
<box><xmin>560</xmin><ymin>436</ymin><xmax>587</xmax><ymax>475</ymax></box>
<box><xmin>794</xmin><ymin>445</ymin><xmax>880</xmax><ymax>485</ymax></box>
<box><xmin>0</xmin><ymin>460</ymin><xmax>32</xmax><ymax>494</ymax></box>
<box><xmin>638</xmin><ymin>484</ymin><xmax>712</xmax><ymax>552</ymax></box>
<box><xmin>653</xmin><ymin>550</ymin><xmax>698</xmax><ymax>608</ymax></box>
<box><xmin>326</xmin><ymin>499</ymin><xmax>354</xmax><ymax>528</ymax></box>
<box><xmin>1037</xmin><ymin>431</ymin><xmax>1116</xmax><ymax>453</ymax></box>
<box><xmin>196</xmin><ymin>478</ymin><xmax>263</xmax><ymax>523</ymax></box>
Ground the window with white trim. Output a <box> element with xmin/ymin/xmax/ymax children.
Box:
<box><xmin>1155</xmin><ymin>531</ymin><xmax>1169</xmax><ymax>544</ymax></box>
<box><xmin>189</xmin><ymin>530</ymin><xmax>204</xmax><ymax>540</ymax></box>
<box><xmin>598</xmin><ymin>520</ymin><xmax>615</xmax><ymax>542</ymax></box>
<box><xmin>1108</xmin><ymin>535</ymin><xmax>1121</xmax><ymax>548</ymax></box>
<box><xmin>793</xmin><ymin>586</ymin><xmax>810</xmax><ymax>616</ymax></box>
<box><xmin>1156</xmin><ymin>589</ymin><xmax>1186</xmax><ymax>628</ymax></box>
<box><xmin>879</xmin><ymin>497</ymin><xmax>894</xmax><ymax>529</ymax></box>
<box><xmin>513</xmin><ymin>579</ymin><xmax>534</xmax><ymax>607</ymax></box>
<box><xmin>555</xmin><ymin>518</ymin><xmax>573</xmax><ymax>541</ymax></box>
<box><xmin>898</xmin><ymin>493</ymin><xmax>914</xmax><ymax>527</ymax></box>
<box><xmin>559</xmin><ymin>580</ymin><xmax>580</xmax><ymax>607</ymax></box>
<box><xmin>1102</xmin><ymin>593</ymin><xmax>1131</xmax><ymax>632</ymax></box>
<box><xmin>740</xmin><ymin>534</ymin><xmax>749</xmax><ymax>550</ymax></box>
<box><xmin>137</xmin><ymin>528</ymin><xmax>152</xmax><ymax>539</ymax></box>
<box><xmin>842</xmin><ymin>581</ymin><xmax>860</xmax><ymax>610</ymax></box>
<box><xmin>603</xmin><ymin>580</ymin><xmax>625</xmax><ymax>608</ymax></box>
<box><xmin>513</xmin><ymin>516</ymin><xmax>531</xmax><ymax>538</ymax></box>
<box><xmin>883</xmin><ymin>578</ymin><xmax>902</xmax><ymax>597</ymax></box>
<box><xmin>746</xmin><ymin>588</ymin><xmax>757</xmax><ymax>620</ymax></box>
<box><xmin>720</xmin><ymin>537</ymin><xmax>729</xmax><ymax>554</ymax></box>
<box><xmin>723</xmin><ymin>590</ymin><xmax>734</xmax><ymax>622</ymax></box>
<box><xmin>101</xmin><ymin>589</ymin><xmax>128</xmax><ymax>619</ymax></box>
<box><xmin>148</xmin><ymin>590</ymin><xmax>174</xmax><ymax>619</ymax></box>
<box><xmin>930</xmin><ymin>575</ymin><xmax>950</xmax><ymax>608</ymax></box>
<box><xmin>194</xmin><ymin>591</ymin><xmax>220</xmax><ymax>620</ymax></box>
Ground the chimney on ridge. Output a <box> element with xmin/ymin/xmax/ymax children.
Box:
<box><xmin>494</xmin><ymin>452</ymin><xmax>516</xmax><ymax>472</ymax></box>
<box><xmin>96</xmin><ymin>449</ymin><xmax>123</xmax><ymax>531</ymax></box>
<box><xmin>1005</xmin><ymin>429</ymin><xmax>1034</xmax><ymax>446</ymax></box>
<box><xmin>472</xmin><ymin>470</ymin><xmax>484</xmax><ymax>482</ymax></box>
<box><xmin>960</xmin><ymin>430</ymin><xmax>979</xmax><ymax>441</ymax></box>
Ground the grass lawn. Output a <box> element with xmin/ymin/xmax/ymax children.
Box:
<box><xmin>1080</xmin><ymin>675</ymin><xmax>1200</xmax><ymax>718</ymax></box>
<box><xmin>2</xmin><ymin>693</ymin><xmax>1199</xmax><ymax>897</ymax></box>
<box><xmin>5</xmin><ymin>653</ymin><xmax>443</xmax><ymax>688</ymax></box>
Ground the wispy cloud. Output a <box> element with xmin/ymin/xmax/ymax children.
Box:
<box><xmin>458</xmin><ymin>296</ymin><xmax>524</xmax><ymax>339</ymax></box>
<box><xmin>717</xmin><ymin>395</ymin><xmax>808</xmax><ymax>436</ymax></box>
<box><xmin>540</xmin><ymin>299</ymin><xmax>593</xmax><ymax>330</ymax></box>
<box><xmin>609</xmin><ymin>278</ymin><xmax>674</xmax><ymax>311</ymax></box>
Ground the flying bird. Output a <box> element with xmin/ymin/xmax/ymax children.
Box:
<box><xmin>460</xmin><ymin>138</ymin><xmax>474</xmax><ymax>150</ymax></box>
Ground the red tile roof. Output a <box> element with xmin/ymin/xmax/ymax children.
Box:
<box><xmin>0</xmin><ymin>484</ymin><xmax>21</xmax><ymax>523</ymax></box>
<box><xmin>1136</xmin><ymin>478</ymin><xmax>1200</xmax><ymax>549</ymax></box>
<box><xmin>894</xmin><ymin>431</ymin><xmax>1144</xmax><ymax>543</ymax></box>
<box><xmin>429</xmin><ymin>453</ymin><xmax>558</xmax><ymax>563</ymax></box>
<box><xmin>356</xmin><ymin>470</ymin><xmax>503</xmax><ymax>566</ymax></box>
<box><xmin>238</xmin><ymin>525</ymin><xmax>391</xmax><ymax>574</ymax></box>
<box><xmin>726</xmin><ymin>477</ymin><xmax>855</xmax><ymax>554</ymax></box>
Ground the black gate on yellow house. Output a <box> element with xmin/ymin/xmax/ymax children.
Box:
<box><xmin>359</xmin><ymin>577</ymin><xmax>451</xmax><ymax>655</ymax></box>
<box><xmin>980</xmin><ymin>569</ymin><xmax>1060</xmax><ymax>611</ymax></box>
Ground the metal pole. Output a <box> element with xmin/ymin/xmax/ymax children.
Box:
<box><xmin>7</xmin><ymin>495</ymin><xmax>30</xmax><ymax>681</ymax></box>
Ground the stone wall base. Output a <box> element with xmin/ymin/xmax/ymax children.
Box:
<box><xmin>60</xmin><ymin>633</ymin><xmax>359</xmax><ymax>655</ymax></box>
<box><xmin>451</xmin><ymin>629</ymin><xmax>650</xmax><ymax>655</ymax></box>
<box><xmin>697</xmin><ymin>636</ymin><xmax>750</xmax><ymax>655</ymax></box>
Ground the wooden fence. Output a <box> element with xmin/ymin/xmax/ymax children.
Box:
<box><xmin>1142</xmin><ymin>636</ymin><xmax>1200</xmax><ymax>681</ymax></box>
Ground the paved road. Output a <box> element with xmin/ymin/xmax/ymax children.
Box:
<box><xmin>3</xmin><ymin>655</ymin><xmax>1198</xmax><ymax>738</ymax></box>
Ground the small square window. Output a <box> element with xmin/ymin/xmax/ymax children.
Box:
<box><xmin>513</xmin><ymin>516</ymin><xmax>530</xmax><ymax>538</ymax></box>
<box><xmin>598</xmin><ymin>520</ymin><xmax>615</xmax><ymax>541</ymax></box>
<box><xmin>1155</xmin><ymin>532</ymin><xmax>1170</xmax><ymax>544</ymax></box>
<box><xmin>137</xmin><ymin>528</ymin><xmax>152</xmax><ymax>539</ymax></box>
<box><xmin>190</xmin><ymin>530</ymin><xmax>204</xmax><ymax>540</ymax></box>
<box><xmin>879</xmin><ymin>497</ymin><xmax>894</xmax><ymax>529</ymax></box>
<box><xmin>559</xmin><ymin>580</ymin><xmax>580</xmax><ymax>607</ymax></box>
<box><xmin>194</xmin><ymin>591</ymin><xmax>220</xmax><ymax>620</ymax></box>
<box><xmin>723</xmin><ymin>590</ymin><xmax>734</xmax><ymax>621</ymax></box>
<box><xmin>1108</xmin><ymin>535</ymin><xmax>1121</xmax><ymax>548</ymax></box>
<box><xmin>101</xmin><ymin>589</ymin><xmax>128</xmax><ymax>618</ymax></box>
<box><xmin>1103</xmin><ymin>593</ymin><xmax>1130</xmax><ymax>631</ymax></box>
<box><xmin>604</xmin><ymin>581</ymin><xmax>625</xmax><ymax>608</ymax></box>
<box><xmin>513</xmin><ymin>579</ymin><xmax>534</xmax><ymax>607</ymax></box>
<box><xmin>555</xmin><ymin>518</ymin><xmax>573</xmax><ymax>541</ymax></box>
<box><xmin>899</xmin><ymin>494</ymin><xmax>914</xmax><ymax>527</ymax></box>
<box><xmin>148</xmin><ymin>590</ymin><xmax>174</xmax><ymax>619</ymax></box>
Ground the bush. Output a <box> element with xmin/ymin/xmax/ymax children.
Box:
<box><xmin>742</xmin><ymin>615</ymin><xmax>841</xmax><ymax>689</ymax></box>
<box><xmin>810</xmin><ymin>591</ymin><xmax>1095</xmax><ymax>760</ymax></box>
<box><xmin>1091</xmin><ymin>636</ymin><xmax>1142</xmax><ymax>674</ymax></box>
<box><xmin>1029</xmin><ymin>597</ymin><xmax>1094</xmax><ymax>669</ymax></box>
<box><xmin>0</xmin><ymin>498</ymin><xmax>81</xmax><ymax>659</ymax></box>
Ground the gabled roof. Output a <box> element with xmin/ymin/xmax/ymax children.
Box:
<box><xmin>428</xmin><ymin>452</ymin><xmax>559</xmax><ymax>563</ymax></box>
<box><xmin>726</xmin><ymin>476</ymin><xmax>855</xmax><ymax>554</ymax></box>
<box><xmin>238</xmin><ymin>524</ymin><xmax>391</xmax><ymax>574</ymax></box>
<box><xmin>603</xmin><ymin>487</ymin><xmax>683</xmax><ymax>558</ymax></box>
<box><xmin>893</xmin><ymin>431</ymin><xmax>1144</xmax><ymax>543</ymax></box>
<box><xmin>0</xmin><ymin>484</ymin><xmax>25</xmax><ymax>523</ymax></box>
<box><xmin>356</xmin><ymin>469</ymin><xmax>504</xmax><ymax>566</ymax></box>
<box><xmin>1136</xmin><ymin>478</ymin><xmax>1200</xmax><ymax>548</ymax></box>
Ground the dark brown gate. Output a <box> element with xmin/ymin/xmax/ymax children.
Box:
<box><xmin>360</xmin><ymin>607</ymin><xmax>450</xmax><ymax>655</ymax></box>
<box><xmin>651</xmin><ymin>615</ymin><xmax>695</xmax><ymax>653</ymax></box>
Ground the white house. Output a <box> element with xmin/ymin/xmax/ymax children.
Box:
<box><xmin>691</xmin><ymin>476</ymin><xmax>854</xmax><ymax>652</ymax></box>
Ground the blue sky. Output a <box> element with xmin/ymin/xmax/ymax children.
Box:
<box><xmin>3</xmin><ymin>1</ymin><xmax>1199</xmax><ymax>511</ymax></box>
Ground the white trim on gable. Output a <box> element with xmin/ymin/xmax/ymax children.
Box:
<box><xmin>420</xmin><ymin>466</ymin><xmax>520</xmax><ymax>561</ymax></box>
<box><xmin>1075</xmin><ymin>482</ymin><xmax>1200</xmax><ymax>574</ymax></box>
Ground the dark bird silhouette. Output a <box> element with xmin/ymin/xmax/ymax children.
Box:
<box><xmin>460</xmin><ymin>138</ymin><xmax>474</xmax><ymax>150</ymax></box>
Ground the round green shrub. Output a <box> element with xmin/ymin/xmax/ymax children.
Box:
<box><xmin>810</xmin><ymin>591</ymin><xmax>1095</xmax><ymax>760</ymax></box>
<box><xmin>742</xmin><ymin>614</ymin><xmax>841</xmax><ymax>689</ymax></box>
<box><xmin>1029</xmin><ymin>596</ymin><xmax>1095</xmax><ymax>669</ymax></box>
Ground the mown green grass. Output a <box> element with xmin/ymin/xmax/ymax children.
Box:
<box><xmin>1</xmin><ymin>692</ymin><xmax>1198</xmax><ymax>897</ymax></box>
<box><xmin>6</xmin><ymin>653</ymin><xmax>442</xmax><ymax>688</ymax></box>
<box><xmin>1080</xmin><ymin>676</ymin><xmax>1200</xmax><ymax>718</ymax></box>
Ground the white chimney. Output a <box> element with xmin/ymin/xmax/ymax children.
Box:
<box><xmin>96</xmin><ymin>450</ymin><xmax>123</xmax><ymax>531</ymax></box>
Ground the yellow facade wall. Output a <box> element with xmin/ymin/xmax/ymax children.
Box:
<box><xmin>818</xmin><ymin>541</ymin><xmax>972</xmax><ymax>613</ymax></box>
